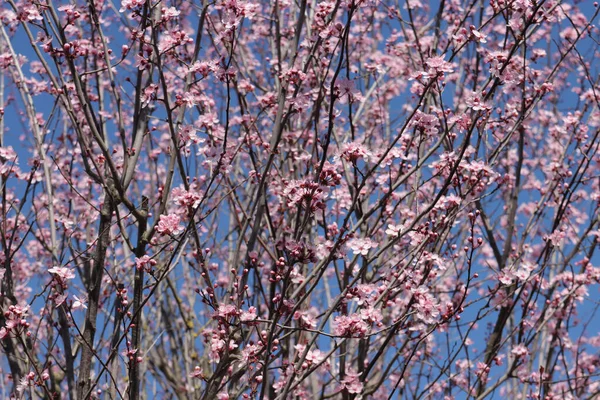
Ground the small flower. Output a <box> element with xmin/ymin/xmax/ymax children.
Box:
<box><xmin>339</xmin><ymin>142</ymin><xmax>372</xmax><ymax>162</ymax></box>
<box><xmin>283</xmin><ymin>179</ymin><xmax>327</xmax><ymax>212</ymax></box>
<box><xmin>135</xmin><ymin>255</ymin><xmax>157</xmax><ymax>272</ymax></box>
<box><xmin>511</xmin><ymin>344</ymin><xmax>529</xmax><ymax>358</ymax></box>
<box><xmin>161</xmin><ymin>6</ymin><xmax>180</xmax><ymax>19</ymax></box>
<box><xmin>119</xmin><ymin>0</ymin><xmax>145</xmax><ymax>12</ymax></box>
<box><xmin>214</xmin><ymin>304</ymin><xmax>238</xmax><ymax>320</ymax></box>
<box><xmin>190</xmin><ymin>366</ymin><xmax>203</xmax><ymax>379</ymax></box>
<box><xmin>319</xmin><ymin>162</ymin><xmax>342</xmax><ymax>186</ymax></box>
<box><xmin>333</xmin><ymin>314</ymin><xmax>369</xmax><ymax>338</ymax></box>
<box><xmin>48</xmin><ymin>266</ymin><xmax>75</xmax><ymax>281</ymax></box>
<box><xmin>155</xmin><ymin>214</ymin><xmax>183</xmax><ymax>236</ymax></box>
<box><xmin>339</xmin><ymin>368</ymin><xmax>364</xmax><ymax>394</ymax></box>
<box><xmin>134</xmin><ymin>54</ymin><xmax>150</xmax><ymax>70</ymax></box>
<box><xmin>442</xmin><ymin>194</ymin><xmax>461</xmax><ymax>208</ymax></box>
<box><xmin>141</xmin><ymin>84</ymin><xmax>158</xmax><ymax>107</ymax></box>
<box><xmin>177</xmin><ymin>126</ymin><xmax>203</xmax><ymax>147</ymax></box>
<box><xmin>16</xmin><ymin>376</ymin><xmax>31</xmax><ymax>395</ymax></box>
<box><xmin>280</xmin><ymin>239</ymin><xmax>317</xmax><ymax>264</ymax></box>
<box><xmin>334</xmin><ymin>79</ymin><xmax>362</xmax><ymax>103</ymax></box>
<box><xmin>181</xmin><ymin>91</ymin><xmax>198</xmax><ymax>108</ymax></box>
<box><xmin>72</xmin><ymin>295</ymin><xmax>88</xmax><ymax>310</ymax></box>
<box><xmin>216</xmin><ymin>392</ymin><xmax>230</xmax><ymax>400</ymax></box>
<box><xmin>412</xmin><ymin>287</ymin><xmax>440</xmax><ymax>324</ymax></box>
<box><xmin>385</xmin><ymin>224</ymin><xmax>404</xmax><ymax>237</ymax></box>
<box><xmin>310</xmin><ymin>349</ymin><xmax>327</xmax><ymax>365</ymax></box>
<box><xmin>293</xmin><ymin>309</ymin><xmax>318</xmax><ymax>329</ymax></box>
<box><xmin>476</xmin><ymin>361</ymin><xmax>490</xmax><ymax>382</ymax></box>
<box><xmin>426</xmin><ymin>56</ymin><xmax>454</xmax><ymax>74</ymax></box>
<box><xmin>346</xmin><ymin>237</ymin><xmax>377</xmax><ymax>256</ymax></box>
<box><xmin>23</xmin><ymin>5</ymin><xmax>43</xmax><ymax>21</ymax></box>
<box><xmin>360</xmin><ymin>306</ymin><xmax>383</xmax><ymax>324</ymax></box>
<box><xmin>465</xmin><ymin>91</ymin><xmax>491</xmax><ymax>111</ymax></box>
<box><xmin>544</xmin><ymin>230</ymin><xmax>565</xmax><ymax>247</ymax></box>
<box><xmin>0</xmin><ymin>146</ymin><xmax>17</xmax><ymax>163</ymax></box>
<box><xmin>469</xmin><ymin>25</ymin><xmax>487</xmax><ymax>43</ymax></box>
<box><xmin>239</xmin><ymin>307</ymin><xmax>257</xmax><ymax>322</ymax></box>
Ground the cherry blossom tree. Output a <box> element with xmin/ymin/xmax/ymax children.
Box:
<box><xmin>0</xmin><ymin>0</ymin><xmax>600</xmax><ymax>398</ymax></box>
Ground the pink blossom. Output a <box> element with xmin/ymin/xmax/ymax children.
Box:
<box><xmin>304</xmin><ymin>347</ymin><xmax>326</xmax><ymax>365</ymax></box>
<box><xmin>465</xmin><ymin>91</ymin><xmax>491</xmax><ymax>111</ymax></box>
<box><xmin>476</xmin><ymin>362</ymin><xmax>490</xmax><ymax>383</ymax></box>
<box><xmin>319</xmin><ymin>162</ymin><xmax>342</xmax><ymax>187</ymax></box>
<box><xmin>72</xmin><ymin>295</ymin><xmax>88</xmax><ymax>310</ymax></box>
<box><xmin>360</xmin><ymin>306</ymin><xmax>383</xmax><ymax>325</ymax></box>
<box><xmin>214</xmin><ymin>304</ymin><xmax>238</xmax><ymax>320</ymax></box>
<box><xmin>141</xmin><ymin>84</ymin><xmax>158</xmax><ymax>107</ymax></box>
<box><xmin>339</xmin><ymin>142</ymin><xmax>372</xmax><ymax>162</ymax></box>
<box><xmin>58</xmin><ymin>5</ymin><xmax>80</xmax><ymax>24</ymax></box>
<box><xmin>134</xmin><ymin>54</ymin><xmax>150</xmax><ymax>70</ymax></box>
<box><xmin>15</xmin><ymin>375</ymin><xmax>31</xmax><ymax>395</ymax></box>
<box><xmin>469</xmin><ymin>26</ymin><xmax>487</xmax><ymax>43</ymax></box>
<box><xmin>426</xmin><ymin>56</ymin><xmax>454</xmax><ymax>74</ymax></box>
<box><xmin>412</xmin><ymin>287</ymin><xmax>440</xmax><ymax>324</ymax></box>
<box><xmin>281</xmin><ymin>239</ymin><xmax>317</xmax><ymax>264</ymax></box>
<box><xmin>239</xmin><ymin>307</ymin><xmax>257</xmax><ymax>322</ymax></box>
<box><xmin>317</xmin><ymin>239</ymin><xmax>344</xmax><ymax>260</ymax></box>
<box><xmin>239</xmin><ymin>344</ymin><xmax>260</xmax><ymax>366</ymax></box>
<box><xmin>385</xmin><ymin>224</ymin><xmax>404</xmax><ymax>237</ymax></box>
<box><xmin>23</xmin><ymin>5</ymin><xmax>43</xmax><ymax>21</ymax></box>
<box><xmin>347</xmin><ymin>237</ymin><xmax>377</xmax><ymax>256</ymax></box>
<box><xmin>189</xmin><ymin>60</ymin><xmax>218</xmax><ymax>77</ymax></box>
<box><xmin>0</xmin><ymin>305</ymin><xmax>29</xmax><ymax>339</ymax></box>
<box><xmin>48</xmin><ymin>266</ymin><xmax>75</xmax><ymax>281</ymax></box>
<box><xmin>511</xmin><ymin>344</ymin><xmax>529</xmax><ymax>358</ymax></box>
<box><xmin>190</xmin><ymin>366</ymin><xmax>203</xmax><ymax>379</ymax></box>
<box><xmin>3</xmin><ymin>0</ymin><xmax>600</xmax><ymax>397</ymax></box>
<box><xmin>216</xmin><ymin>391</ymin><xmax>229</xmax><ymax>400</ymax></box>
<box><xmin>135</xmin><ymin>255</ymin><xmax>157</xmax><ymax>272</ymax></box>
<box><xmin>181</xmin><ymin>91</ymin><xmax>198</xmax><ymax>108</ymax></box>
<box><xmin>0</xmin><ymin>146</ymin><xmax>19</xmax><ymax>177</ymax></box>
<box><xmin>293</xmin><ymin>310</ymin><xmax>318</xmax><ymax>329</ymax></box>
<box><xmin>0</xmin><ymin>146</ymin><xmax>17</xmax><ymax>163</ymax></box>
<box><xmin>545</xmin><ymin>230</ymin><xmax>566</xmax><ymax>247</ymax></box>
<box><xmin>155</xmin><ymin>214</ymin><xmax>183</xmax><ymax>236</ymax></box>
<box><xmin>208</xmin><ymin>334</ymin><xmax>226</xmax><ymax>363</ymax></box>
<box><xmin>177</xmin><ymin>126</ymin><xmax>203</xmax><ymax>147</ymax></box>
<box><xmin>333</xmin><ymin>314</ymin><xmax>369</xmax><ymax>338</ymax></box>
<box><xmin>283</xmin><ymin>179</ymin><xmax>327</xmax><ymax>212</ymax></box>
<box><xmin>120</xmin><ymin>0</ymin><xmax>145</xmax><ymax>12</ymax></box>
<box><xmin>441</xmin><ymin>195</ymin><xmax>462</xmax><ymax>208</ymax></box>
<box><xmin>161</xmin><ymin>7</ymin><xmax>180</xmax><ymax>19</ymax></box>
<box><xmin>335</xmin><ymin>79</ymin><xmax>363</xmax><ymax>103</ymax></box>
<box><xmin>339</xmin><ymin>368</ymin><xmax>364</xmax><ymax>394</ymax></box>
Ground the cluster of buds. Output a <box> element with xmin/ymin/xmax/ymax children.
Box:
<box><xmin>135</xmin><ymin>255</ymin><xmax>157</xmax><ymax>273</ymax></box>
<box><xmin>123</xmin><ymin>343</ymin><xmax>143</xmax><ymax>364</ymax></box>
<box><xmin>58</xmin><ymin>5</ymin><xmax>81</xmax><ymax>25</ymax></box>
<box><xmin>269</xmin><ymin>257</ymin><xmax>288</xmax><ymax>283</ymax></box>
<box><xmin>278</xmin><ymin>239</ymin><xmax>317</xmax><ymax>264</ymax></box>
<box><xmin>0</xmin><ymin>305</ymin><xmax>30</xmax><ymax>339</ymax></box>
<box><xmin>319</xmin><ymin>163</ymin><xmax>342</xmax><ymax>187</ymax></box>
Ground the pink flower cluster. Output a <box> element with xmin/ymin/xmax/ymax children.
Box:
<box><xmin>155</xmin><ymin>213</ymin><xmax>183</xmax><ymax>236</ymax></box>
<box><xmin>283</xmin><ymin>179</ymin><xmax>327</xmax><ymax>212</ymax></box>
<box><xmin>135</xmin><ymin>255</ymin><xmax>157</xmax><ymax>273</ymax></box>
<box><xmin>0</xmin><ymin>305</ymin><xmax>30</xmax><ymax>340</ymax></box>
<box><xmin>339</xmin><ymin>368</ymin><xmax>364</xmax><ymax>394</ymax></box>
<box><xmin>346</xmin><ymin>237</ymin><xmax>377</xmax><ymax>256</ymax></box>
<box><xmin>333</xmin><ymin>314</ymin><xmax>370</xmax><ymax>338</ymax></box>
